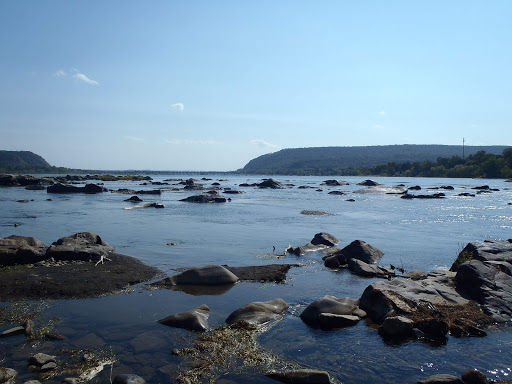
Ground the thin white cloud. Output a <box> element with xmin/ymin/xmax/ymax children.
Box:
<box><xmin>171</xmin><ymin>103</ymin><xmax>185</xmax><ymax>111</ymax></box>
<box><xmin>53</xmin><ymin>69</ymin><xmax>67</xmax><ymax>77</ymax></box>
<box><xmin>378</xmin><ymin>110</ymin><xmax>386</xmax><ymax>116</ymax></box>
<box><xmin>250</xmin><ymin>139</ymin><xmax>280</xmax><ymax>150</ymax></box>
<box><xmin>73</xmin><ymin>72</ymin><xmax>99</xmax><ymax>85</ymax></box>
<box><xmin>165</xmin><ymin>139</ymin><xmax>216</xmax><ymax>145</ymax></box>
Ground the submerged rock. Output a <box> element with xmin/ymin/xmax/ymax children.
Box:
<box><xmin>226</xmin><ymin>298</ymin><xmax>288</xmax><ymax>325</ymax></box>
<box><xmin>287</xmin><ymin>233</ymin><xmax>339</xmax><ymax>255</ymax></box>
<box><xmin>47</xmin><ymin>183</ymin><xmax>107</xmax><ymax>194</ymax></box>
<box><xmin>0</xmin><ymin>367</ymin><xmax>17</xmax><ymax>384</ymax></box>
<box><xmin>112</xmin><ymin>374</ymin><xmax>146</xmax><ymax>384</ymax></box>
<box><xmin>266</xmin><ymin>369</ymin><xmax>333</xmax><ymax>384</ymax></box>
<box><xmin>179</xmin><ymin>195</ymin><xmax>227</xmax><ymax>203</ymax></box>
<box><xmin>158</xmin><ymin>304</ymin><xmax>210</xmax><ymax>332</ymax></box>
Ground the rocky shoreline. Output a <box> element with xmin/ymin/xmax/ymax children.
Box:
<box><xmin>2</xmin><ymin>229</ymin><xmax>512</xmax><ymax>383</ymax></box>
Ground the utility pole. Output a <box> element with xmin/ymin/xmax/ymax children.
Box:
<box><xmin>462</xmin><ymin>137</ymin><xmax>465</xmax><ymax>160</ymax></box>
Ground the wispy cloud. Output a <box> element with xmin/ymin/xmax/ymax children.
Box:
<box><xmin>53</xmin><ymin>69</ymin><xmax>67</xmax><ymax>77</ymax></box>
<box><xmin>73</xmin><ymin>72</ymin><xmax>99</xmax><ymax>85</ymax></box>
<box><xmin>378</xmin><ymin>110</ymin><xmax>386</xmax><ymax>116</ymax></box>
<box><xmin>171</xmin><ymin>103</ymin><xmax>185</xmax><ymax>111</ymax></box>
<box><xmin>165</xmin><ymin>139</ymin><xmax>216</xmax><ymax>145</ymax></box>
<box><xmin>251</xmin><ymin>139</ymin><xmax>280</xmax><ymax>150</ymax></box>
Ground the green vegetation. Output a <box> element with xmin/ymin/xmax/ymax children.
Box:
<box><xmin>345</xmin><ymin>149</ymin><xmax>512</xmax><ymax>178</ymax></box>
<box><xmin>239</xmin><ymin>145</ymin><xmax>511</xmax><ymax>176</ymax></box>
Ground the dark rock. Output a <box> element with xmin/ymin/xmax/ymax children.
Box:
<box><xmin>311</xmin><ymin>232</ymin><xmax>339</xmax><ymax>247</ymax></box>
<box><xmin>458</xmin><ymin>193</ymin><xmax>475</xmax><ymax>197</ymax></box>
<box><xmin>257</xmin><ymin>178</ymin><xmax>284</xmax><ymax>189</ymax></box>
<box><xmin>318</xmin><ymin>313</ymin><xmax>360</xmax><ymax>329</ymax></box>
<box><xmin>47</xmin><ymin>183</ymin><xmax>107</xmax><ymax>194</ymax></box>
<box><xmin>112</xmin><ymin>374</ymin><xmax>146</xmax><ymax>384</ymax></box>
<box><xmin>401</xmin><ymin>193</ymin><xmax>445</xmax><ymax>199</ymax></box>
<box><xmin>451</xmin><ymin>239</ymin><xmax>512</xmax><ymax>271</ymax></box>
<box><xmin>224</xmin><ymin>264</ymin><xmax>298</xmax><ymax>283</ymax></box>
<box><xmin>460</xmin><ymin>369</ymin><xmax>488</xmax><ymax>384</ymax></box>
<box><xmin>340</xmin><ymin>240</ymin><xmax>384</xmax><ymax>264</ymax></box>
<box><xmin>414</xmin><ymin>318</ymin><xmax>449</xmax><ymax>338</ymax></box>
<box><xmin>357</xmin><ymin>179</ymin><xmax>381</xmax><ymax>186</ymax></box>
<box><xmin>300</xmin><ymin>295</ymin><xmax>361</xmax><ymax>328</ymax></box>
<box><xmin>378</xmin><ymin>316</ymin><xmax>414</xmax><ymax>337</ymax></box>
<box><xmin>179</xmin><ymin>195</ymin><xmax>226</xmax><ymax>203</ymax></box>
<box><xmin>23</xmin><ymin>319</ymin><xmax>34</xmax><ymax>336</ymax></box>
<box><xmin>124</xmin><ymin>196</ymin><xmax>143</xmax><ymax>202</ymax></box>
<box><xmin>266</xmin><ymin>369</ymin><xmax>332</xmax><ymax>384</ymax></box>
<box><xmin>0</xmin><ymin>235</ymin><xmax>47</xmax><ymax>266</ymax></box>
<box><xmin>300</xmin><ymin>210</ymin><xmax>330</xmax><ymax>215</ymax></box>
<box><xmin>158</xmin><ymin>304</ymin><xmax>210</xmax><ymax>332</ymax></box>
<box><xmin>123</xmin><ymin>202</ymin><xmax>164</xmax><ymax>209</ymax></box>
<box><xmin>226</xmin><ymin>298</ymin><xmax>288</xmax><ymax>325</ymax></box>
<box><xmin>28</xmin><ymin>353</ymin><xmax>56</xmax><ymax>366</ymax></box>
<box><xmin>45</xmin><ymin>232</ymin><xmax>114</xmax><ymax>262</ymax></box>
<box><xmin>346</xmin><ymin>199</ymin><xmax>355</xmax><ymax>202</ymax></box>
<box><xmin>347</xmin><ymin>258</ymin><xmax>395</xmax><ymax>278</ymax></box>
<box><xmin>408</xmin><ymin>185</ymin><xmax>422</xmax><ymax>190</ymax></box>
<box><xmin>321</xmin><ymin>179</ymin><xmax>348</xmax><ymax>186</ymax></box>
<box><xmin>169</xmin><ymin>265</ymin><xmax>239</xmax><ymax>286</ymax></box>
<box><xmin>328</xmin><ymin>191</ymin><xmax>345</xmax><ymax>195</ymax></box>
<box><xmin>472</xmin><ymin>185</ymin><xmax>490</xmax><ymax>190</ymax></box>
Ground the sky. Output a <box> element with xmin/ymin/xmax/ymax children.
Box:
<box><xmin>1</xmin><ymin>1</ymin><xmax>511</xmax><ymax>171</ymax></box>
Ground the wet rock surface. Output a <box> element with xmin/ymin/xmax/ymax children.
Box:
<box><xmin>169</xmin><ymin>265</ymin><xmax>239</xmax><ymax>286</ymax></box>
<box><xmin>179</xmin><ymin>195</ymin><xmax>227</xmax><ymax>203</ymax></box>
<box><xmin>158</xmin><ymin>305</ymin><xmax>210</xmax><ymax>332</ymax></box>
<box><xmin>226</xmin><ymin>299</ymin><xmax>288</xmax><ymax>325</ymax></box>
<box><xmin>266</xmin><ymin>369</ymin><xmax>333</xmax><ymax>384</ymax></box>
<box><xmin>300</xmin><ymin>295</ymin><xmax>365</xmax><ymax>329</ymax></box>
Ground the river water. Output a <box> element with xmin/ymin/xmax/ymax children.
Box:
<box><xmin>1</xmin><ymin>175</ymin><xmax>511</xmax><ymax>383</ymax></box>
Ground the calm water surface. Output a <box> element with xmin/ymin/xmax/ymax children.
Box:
<box><xmin>1</xmin><ymin>175</ymin><xmax>512</xmax><ymax>383</ymax></box>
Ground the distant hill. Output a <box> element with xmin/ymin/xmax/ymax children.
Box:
<box><xmin>0</xmin><ymin>150</ymin><xmax>55</xmax><ymax>173</ymax></box>
<box><xmin>239</xmin><ymin>145</ymin><xmax>512</xmax><ymax>175</ymax></box>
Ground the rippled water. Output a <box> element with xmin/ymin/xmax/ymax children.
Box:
<box><xmin>1</xmin><ymin>175</ymin><xmax>512</xmax><ymax>383</ymax></box>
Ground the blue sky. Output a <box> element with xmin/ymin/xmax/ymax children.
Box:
<box><xmin>1</xmin><ymin>1</ymin><xmax>511</xmax><ymax>171</ymax></box>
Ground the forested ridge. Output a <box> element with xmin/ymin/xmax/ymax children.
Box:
<box><xmin>239</xmin><ymin>145</ymin><xmax>511</xmax><ymax>176</ymax></box>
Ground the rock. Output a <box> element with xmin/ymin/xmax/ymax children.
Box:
<box><xmin>123</xmin><ymin>202</ymin><xmax>164</xmax><ymax>209</ymax></box>
<box><xmin>224</xmin><ymin>264</ymin><xmax>298</xmax><ymax>283</ymax></box>
<box><xmin>321</xmin><ymin>179</ymin><xmax>348</xmax><ymax>186</ymax></box>
<box><xmin>266</xmin><ymin>369</ymin><xmax>332</xmax><ymax>384</ymax></box>
<box><xmin>328</xmin><ymin>191</ymin><xmax>345</xmax><ymax>195</ymax></box>
<box><xmin>223</xmin><ymin>190</ymin><xmax>243</xmax><ymax>194</ymax></box>
<box><xmin>311</xmin><ymin>233</ymin><xmax>339</xmax><ymax>247</ymax></box>
<box><xmin>158</xmin><ymin>304</ymin><xmax>210</xmax><ymax>332</ymax></box>
<box><xmin>226</xmin><ymin>299</ymin><xmax>288</xmax><ymax>325</ymax></box>
<box><xmin>318</xmin><ymin>314</ymin><xmax>360</xmax><ymax>329</ymax></box>
<box><xmin>300</xmin><ymin>295</ymin><xmax>361</xmax><ymax>328</ymax></box>
<box><xmin>28</xmin><ymin>353</ymin><xmax>56</xmax><ymax>366</ymax></box>
<box><xmin>300</xmin><ymin>210</ymin><xmax>330</xmax><ymax>215</ymax></box>
<box><xmin>0</xmin><ymin>174</ymin><xmax>53</xmax><ymax>187</ymax></box>
<box><xmin>451</xmin><ymin>239</ymin><xmax>512</xmax><ymax>271</ymax></box>
<box><xmin>0</xmin><ymin>235</ymin><xmax>47</xmax><ymax>266</ymax></box>
<box><xmin>62</xmin><ymin>379</ymin><xmax>80</xmax><ymax>384</ymax></box>
<box><xmin>112</xmin><ymin>374</ymin><xmax>146</xmax><ymax>384</ymax></box>
<box><xmin>45</xmin><ymin>232</ymin><xmax>114</xmax><ymax>262</ymax></box>
<box><xmin>124</xmin><ymin>196</ymin><xmax>143</xmax><ymax>202</ymax></box>
<box><xmin>440</xmin><ymin>185</ymin><xmax>454</xmax><ymax>190</ymax></box>
<box><xmin>0</xmin><ymin>326</ymin><xmax>25</xmax><ymax>338</ymax></box>
<box><xmin>257</xmin><ymin>178</ymin><xmax>284</xmax><ymax>189</ymax></box>
<box><xmin>47</xmin><ymin>183</ymin><xmax>107</xmax><ymax>194</ymax></box>
<box><xmin>458</xmin><ymin>193</ymin><xmax>475</xmax><ymax>197</ymax></box>
<box><xmin>359</xmin><ymin>271</ymin><xmax>469</xmax><ymax>324</ymax></box>
<box><xmin>23</xmin><ymin>319</ymin><xmax>34</xmax><ymax>336</ymax></box>
<box><xmin>401</xmin><ymin>193</ymin><xmax>445</xmax><ymax>199</ymax></box>
<box><xmin>0</xmin><ymin>367</ymin><xmax>17</xmax><ymax>384</ymax></box>
<box><xmin>357</xmin><ymin>179</ymin><xmax>380</xmax><ymax>186</ymax></box>
<box><xmin>40</xmin><ymin>361</ymin><xmax>57</xmax><ymax>372</ymax></box>
<box><xmin>417</xmin><ymin>374</ymin><xmax>463</xmax><ymax>384</ymax></box>
<box><xmin>472</xmin><ymin>185</ymin><xmax>490</xmax><ymax>190</ymax></box>
<box><xmin>347</xmin><ymin>258</ymin><xmax>395</xmax><ymax>278</ymax></box>
<box><xmin>169</xmin><ymin>265</ymin><xmax>239</xmax><ymax>286</ymax></box>
<box><xmin>378</xmin><ymin>316</ymin><xmax>414</xmax><ymax>337</ymax></box>
<box><xmin>23</xmin><ymin>380</ymin><xmax>42</xmax><ymax>384</ymax></box>
<box><xmin>179</xmin><ymin>195</ymin><xmax>226</xmax><ymax>203</ymax></box>
<box><xmin>408</xmin><ymin>185</ymin><xmax>422</xmax><ymax>190</ymax></box>
<box><xmin>340</xmin><ymin>240</ymin><xmax>384</xmax><ymax>264</ymax></box>
<box><xmin>460</xmin><ymin>369</ymin><xmax>488</xmax><ymax>384</ymax></box>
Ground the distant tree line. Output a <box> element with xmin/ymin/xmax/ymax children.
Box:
<box><xmin>344</xmin><ymin>149</ymin><xmax>512</xmax><ymax>179</ymax></box>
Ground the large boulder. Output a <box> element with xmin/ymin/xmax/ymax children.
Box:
<box><xmin>340</xmin><ymin>240</ymin><xmax>384</xmax><ymax>264</ymax></box>
<box><xmin>0</xmin><ymin>236</ymin><xmax>47</xmax><ymax>266</ymax></box>
<box><xmin>321</xmin><ymin>179</ymin><xmax>348</xmax><ymax>186</ymax></box>
<box><xmin>450</xmin><ymin>239</ymin><xmax>512</xmax><ymax>271</ymax></box>
<box><xmin>226</xmin><ymin>298</ymin><xmax>288</xmax><ymax>325</ymax></box>
<box><xmin>310</xmin><ymin>232</ymin><xmax>339</xmax><ymax>247</ymax></box>
<box><xmin>347</xmin><ymin>258</ymin><xmax>395</xmax><ymax>278</ymax></box>
<box><xmin>169</xmin><ymin>265</ymin><xmax>239</xmax><ymax>286</ymax></box>
<box><xmin>287</xmin><ymin>233</ymin><xmax>339</xmax><ymax>256</ymax></box>
<box><xmin>45</xmin><ymin>232</ymin><xmax>114</xmax><ymax>262</ymax></box>
<box><xmin>300</xmin><ymin>295</ymin><xmax>364</xmax><ymax>329</ymax></box>
<box><xmin>158</xmin><ymin>305</ymin><xmax>210</xmax><ymax>332</ymax></box>
<box><xmin>257</xmin><ymin>178</ymin><xmax>284</xmax><ymax>189</ymax></box>
<box><xmin>378</xmin><ymin>316</ymin><xmax>414</xmax><ymax>338</ymax></box>
<box><xmin>0</xmin><ymin>367</ymin><xmax>17</xmax><ymax>384</ymax></box>
<box><xmin>47</xmin><ymin>183</ymin><xmax>107</xmax><ymax>194</ymax></box>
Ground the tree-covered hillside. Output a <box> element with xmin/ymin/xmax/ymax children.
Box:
<box><xmin>0</xmin><ymin>151</ymin><xmax>54</xmax><ymax>173</ymax></box>
<box><xmin>239</xmin><ymin>145</ymin><xmax>511</xmax><ymax>175</ymax></box>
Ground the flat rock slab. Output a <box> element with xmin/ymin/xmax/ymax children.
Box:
<box><xmin>224</xmin><ymin>264</ymin><xmax>299</xmax><ymax>283</ymax></box>
<box><xmin>0</xmin><ymin>253</ymin><xmax>162</xmax><ymax>300</ymax></box>
<box><xmin>226</xmin><ymin>298</ymin><xmax>288</xmax><ymax>325</ymax></box>
<box><xmin>158</xmin><ymin>304</ymin><xmax>210</xmax><ymax>332</ymax></box>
